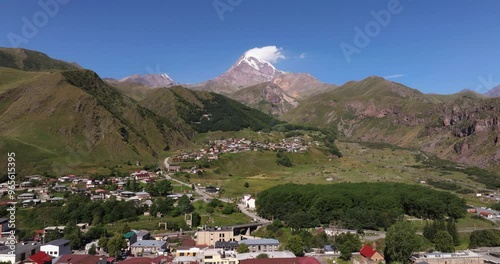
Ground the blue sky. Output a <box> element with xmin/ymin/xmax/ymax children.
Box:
<box><xmin>1</xmin><ymin>0</ymin><xmax>499</xmax><ymax>94</ymax></box>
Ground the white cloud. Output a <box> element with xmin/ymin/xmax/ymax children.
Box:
<box><xmin>384</xmin><ymin>74</ymin><xmax>406</xmax><ymax>79</ymax></box>
<box><xmin>244</xmin><ymin>46</ymin><xmax>286</xmax><ymax>63</ymax></box>
<box><xmin>299</xmin><ymin>53</ymin><xmax>307</xmax><ymax>59</ymax></box>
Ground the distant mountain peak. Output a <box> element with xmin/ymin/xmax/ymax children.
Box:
<box><xmin>485</xmin><ymin>85</ymin><xmax>500</xmax><ymax>98</ymax></box>
<box><xmin>235</xmin><ymin>54</ymin><xmax>283</xmax><ymax>75</ymax></box>
<box><xmin>119</xmin><ymin>73</ymin><xmax>176</xmax><ymax>88</ymax></box>
<box><xmin>192</xmin><ymin>53</ymin><xmax>333</xmax><ymax>97</ymax></box>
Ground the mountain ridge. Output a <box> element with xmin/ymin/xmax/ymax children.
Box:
<box><xmin>283</xmin><ymin>77</ymin><xmax>500</xmax><ymax>171</ymax></box>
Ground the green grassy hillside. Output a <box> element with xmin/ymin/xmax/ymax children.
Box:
<box><xmin>140</xmin><ymin>86</ymin><xmax>278</xmax><ymax>133</ymax></box>
<box><xmin>0</xmin><ymin>66</ymin><xmax>278</xmax><ymax>175</ymax></box>
<box><xmin>0</xmin><ymin>48</ymin><xmax>79</xmax><ymax>71</ymax></box>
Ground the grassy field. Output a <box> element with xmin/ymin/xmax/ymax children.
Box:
<box><xmin>408</xmin><ymin>214</ymin><xmax>496</xmax><ymax>232</ymax></box>
<box><xmin>176</xmin><ymin>141</ymin><xmax>491</xmax><ymax>204</ymax></box>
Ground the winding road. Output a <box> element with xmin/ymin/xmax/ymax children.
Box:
<box><xmin>163</xmin><ymin>157</ymin><xmax>271</xmax><ymax>224</ymax></box>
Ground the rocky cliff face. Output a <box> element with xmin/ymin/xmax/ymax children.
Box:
<box><xmin>229</xmin><ymin>82</ymin><xmax>298</xmax><ymax>116</ymax></box>
<box><xmin>283</xmin><ymin>77</ymin><xmax>500</xmax><ymax>171</ymax></box>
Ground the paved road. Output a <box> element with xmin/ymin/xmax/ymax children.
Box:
<box><xmin>163</xmin><ymin>157</ymin><xmax>271</xmax><ymax>224</ymax></box>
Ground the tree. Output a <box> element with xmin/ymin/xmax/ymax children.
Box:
<box><xmin>256</xmin><ymin>253</ymin><xmax>269</xmax><ymax>258</ymax></box>
<box><xmin>384</xmin><ymin>221</ymin><xmax>422</xmax><ymax>264</ymax></box>
<box><xmin>88</xmin><ymin>244</ymin><xmax>97</xmax><ymax>255</ymax></box>
<box><xmin>276</xmin><ymin>152</ymin><xmax>293</xmax><ymax>167</ymax></box>
<box><xmin>286</xmin><ymin>235</ymin><xmax>304</xmax><ymax>257</ymax></box>
<box><xmin>192</xmin><ymin>212</ymin><xmax>201</xmax><ymax>227</ymax></box>
<box><xmin>244</xmin><ymin>182</ymin><xmax>250</xmax><ymax>188</ymax></box>
<box><xmin>335</xmin><ymin>233</ymin><xmax>361</xmax><ymax>261</ymax></box>
<box><xmin>120</xmin><ymin>224</ymin><xmax>131</xmax><ymax>234</ymax></box>
<box><xmin>44</xmin><ymin>230</ymin><xmax>63</xmax><ymax>242</ymax></box>
<box><xmin>155</xmin><ymin>180</ymin><xmax>173</xmax><ymax>196</ymax></box>
<box><xmin>423</xmin><ymin>221</ymin><xmax>436</xmax><ymax>242</ymax></box>
<box><xmin>469</xmin><ymin>230</ymin><xmax>500</xmax><ymax>248</ymax></box>
<box><xmin>64</xmin><ymin>222</ymin><xmax>83</xmax><ymax>250</ymax></box>
<box><xmin>177</xmin><ymin>195</ymin><xmax>194</xmax><ymax>214</ymax></box>
<box><xmin>447</xmin><ymin>219</ymin><xmax>460</xmax><ymax>246</ymax></box>
<box><xmin>99</xmin><ymin>236</ymin><xmax>109</xmax><ymax>252</ymax></box>
<box><xmin>237</xmin><ymin>243</ymin><xmax>250</xmax><ymax>253</ymax></box>
<box><xmin>106</xmin><ymin>233</ymin><xmax>127</xmax><ymax>259</ymax></box>
<box><xmin>434</xmin><ymin>230</ymin><xmax>454</xmax><ymax>253</ymax></box>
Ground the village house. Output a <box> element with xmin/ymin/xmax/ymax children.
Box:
<box><xmin>410</xmin><ymin>251</ymin><xmax>483</xmax><ymax>264</ymax></box>
<box><xmin>135</xmin><ymin>191</ymin><xmax>151</xmax><ymax>200</ymax></box>
<box><xmin>242</xmin><ymin>195</ymin><xmax>256</xmax><ymax>210</ymax></box>
<box><xmin>20</xmin><ymin>181</ymin><xmax>33</xmax><ymax>187</ymax></box>
<box><xmin>24</xmin><ymin>251</ymin><xmax>52</xmax><ymax>264</ymax></box>
<box><xmin>196</xmin><ymin>228</ymin><xmax>240</xmax><ymax>246</ymax></box>
<box><xmin>131</xmin><ymin>170</ymin><xmax>150</xmax><ymax>181</ymax></box>
<box><xmin>121</xmin><ymin>191</ymin><xmax>136</xmax><ymax>198</ymax></box>
<box><xmin>0</xmin><ymin>241</ymin><xmax>41</xmax><ymax>263</ymax></box>
<box><xmin>135</xmin><ymin>230</ymin><xmax>151</xmax><ymax>241</ymax></box>
<box><xmin>352</xmin><ymin>245</ymin><xmax>385</xmax><ymax>264</ymax></box>
<box><xmin>323</xmin><ymin>245</ymin><xmax>338</xmax><ymax>255</ymax></box>
<box><xmin>18</xmin><ymin>193</ymin><xmax>36</xmax><ymax>200</ymax></box>
<box><xmin>130</xmin><ymin>240</ymin><xmax>167</xmax><ymax>255</ymax></box>
<box><xmin>52</xmin><ymin>185</ymin><xmax>68</xmax><ymax>192</ymax></box>
<box><xmin>174</xmin><ymin>247</ymin><xmax>203</xmax><ymax>263</ymax></box>
<box><xmin>0</xmin><ymin>218</ymin><xmax>13</xmax><ymax>238</ymax></box>
<box><xmin>236</xmin><ymin>251</ymin><xmax>297</xmax><ymax>261</ymax></box>
<box><xmin>238</xmin><ymin>239</ymin><xmax>280</xmax><ymax>253</ymax></box>
<box><xmin>40</xmin><ymin>239</ymin><xmax>72</xmax><ymax>258</ymax></box>
<box><xmin>56</xmin><ymin>254</ymin><xmax>107</xmax><ymax>264</ymax></box>
<box><xmin>123</xmin><ymin>231</ymin><xmax>138</xmax><ymax>246</ymax></box>
<box><xmin>202</xmin><ymin>248</ymin><xmax>238</xmax><ymax>264</ymax></box>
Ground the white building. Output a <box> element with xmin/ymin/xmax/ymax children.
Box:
<box><xmin>40</xmin><ymin>239</ymin><xmax>71</xmax><ymax>258</ymax></box>
<box><xmin>242</xmin><ymin>195</ymin><xmax>256</xmax><ymax>210</ymax></box>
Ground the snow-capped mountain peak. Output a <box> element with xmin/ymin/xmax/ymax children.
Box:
<box><xmin>190</xmin><ymin>49</ymin><xmax>334</xmax><ymax>97</ymax></box>
<box><xmin>238</xmin><ymin>55</ymin><xmax>278</xmax><ymax>73</ymax></box>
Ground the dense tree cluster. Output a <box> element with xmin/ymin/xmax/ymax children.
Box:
<box><xmin>150</xmin><ymin>195</ymin><xmax>193</xmax><ymax>218</ymax></box>
<box><xmin>423</xmin><ymin>219</ymin><xmax>459</xmax><ymax>251</ymax></box>
<box><xmin>469</xmin><ymin>229</ymin><xmax>500</xmax><ymax>248</ymax></box>
<box><xmin>53</xmin><ymin>194</ymin><xmax>143</xmax><ymax>226</ymax></box>
<box><xmin>276</xmin><ymin>152</ymin><xmax>293</xmax><ymax>167</ymax></box>
<box><xmin>175</xmin><ymin>91</ymin><xmax>277</xmax><ymax>133</ymax></box>
<box><xmin>257</xmin><ymin>183</ymin><xmax>466</xmax><ymax>230</ymax></box>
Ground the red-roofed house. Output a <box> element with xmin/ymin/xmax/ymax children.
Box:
<box><xmin>356</xmin><ymin>245</ymin><xmax>385</xmax><ymax>264</ymax></box>
<box><xmin>119</xmin><ymin>256</ymin><xmax>173</xmax><ymax>264</ymax></box>
<box><xmin>24</xmin><ymin>251</ymin><xmax>52</xmax><ymax>264</ymax></box>
<box><xmin>55</xmin><ymin>254</ymin><xmax>106</xmax><ymax>264</ymax></box>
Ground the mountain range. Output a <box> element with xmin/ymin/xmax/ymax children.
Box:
<box><xmin>0</xmin><ymin>47</ymin><xmax>499</xmax><ymax>173</ymax></box>
<box><xmin>0</xmin><ymin>48</ymin><xmax>276</xmax><ymax>175</ymax></box>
